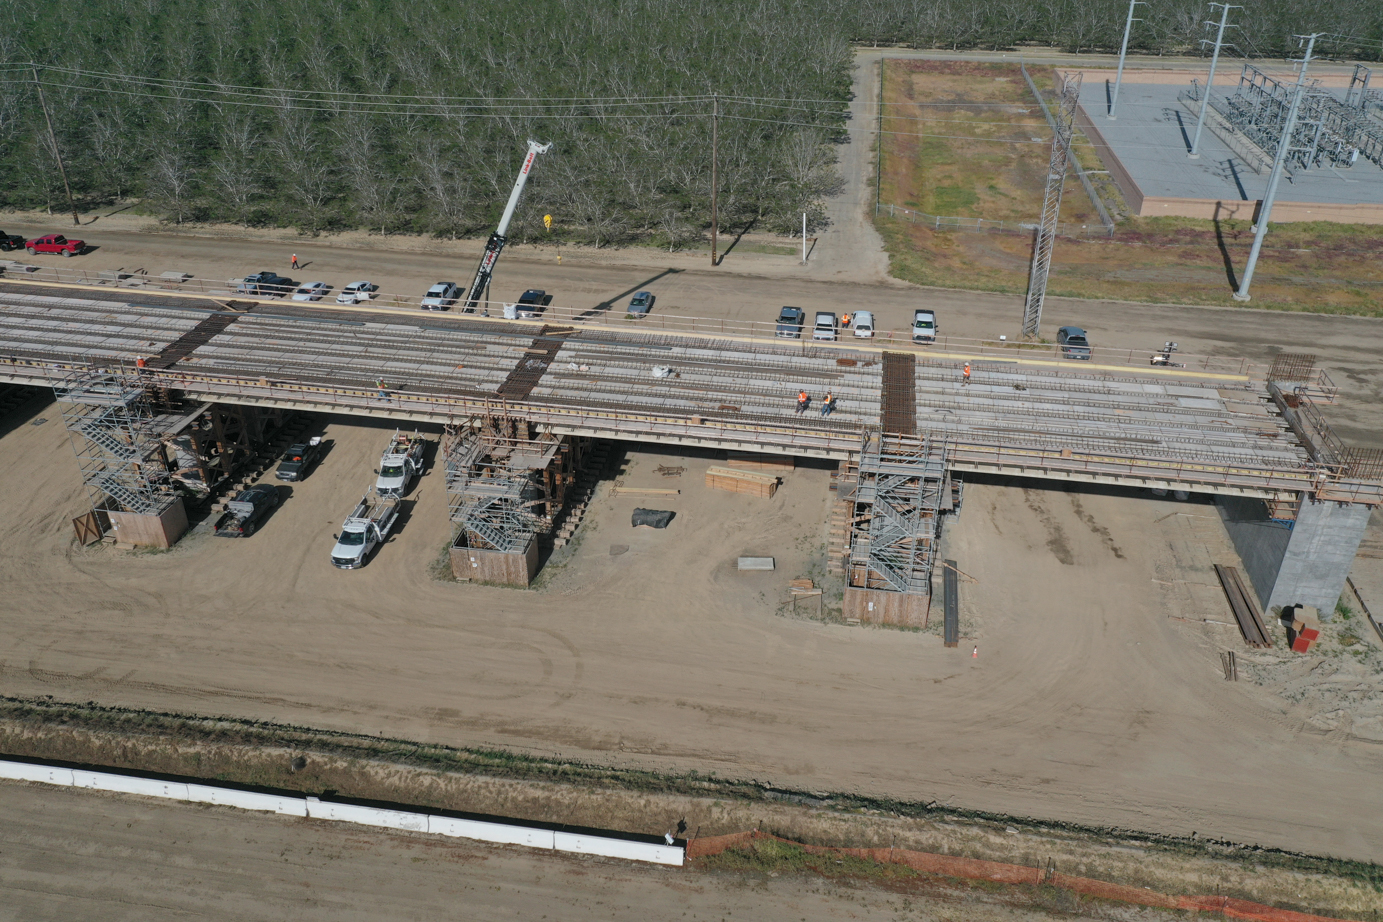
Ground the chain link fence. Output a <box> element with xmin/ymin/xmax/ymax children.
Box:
<box><xmin>876</xmin><ymin>202</ymin><xmax>1114</xmax><ymax>238</ymax></box>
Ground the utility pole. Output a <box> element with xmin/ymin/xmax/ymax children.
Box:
<box><xmin>801</xmin><ymin>212</ymin><xmax>807</xmax><ymax>264</ymax></box>
<box><xmin>710</xmin><ymin>93</ymin><xmax>719</xmax><ymax>267</ymax></box>
<box><xmin>1188</xmin><ymin>3</ymin><xmax>1240</xmax><ymax>158</ymax></box>
<box><xmin>1234</xmin><ymin>33</ymin><xmax>1320</xmax><ymax>302</ymax></box>
<box><xmin>1108</xmin><ymin>0</ymin><xmax>1145</xmax><ymax>118</ymax></box>
<box><xmin>32</xmin><ymin>67</ymin><xmax>80</xmax><ymax>226</ymax></box>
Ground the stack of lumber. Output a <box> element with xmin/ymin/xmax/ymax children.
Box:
<box><xmin>706</xmin><ymin>466</ymin><xmax>778</xmax><ymax>498</ymax></box>
<box><xmin>1282</xmin><ymin>605</ymin><xmax>1322</xmax><ymax>653</ymax></box>
<box><xmin>725</xmin><ymin>451</ymin><xmax>795</xmax><ymax>472</ymax></box>
<box><xmin>1213</xmin><ymin>564</ymin><xmax>1273</xmax><ymax>648</ymax></box>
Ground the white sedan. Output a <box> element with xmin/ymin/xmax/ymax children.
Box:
<box><xmin>337</xmin><ymin>280</ymin><xmax>378</xmax><ymax>304</ymax></box>
<box><xmin>291</xmin><ymin>281</ymin><xmax>329</xmax><ymax>302</ymax></box>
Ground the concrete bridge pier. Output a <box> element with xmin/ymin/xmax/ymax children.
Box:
<box><xmin>1217</xmin><ymin>494</ymin><xmax>1373</xmax><ymax>619</ymax></box>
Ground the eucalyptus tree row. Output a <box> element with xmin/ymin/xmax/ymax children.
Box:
<box><xmin>0</xmin><ymin>0</ymin><xmax>1375</xmax><ymax>243</ymax></box>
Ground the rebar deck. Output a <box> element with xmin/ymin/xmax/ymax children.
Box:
<box><xmin>0</xmin><ymin>284</ymin><xmax>1374</xmax><ymax>502</ymax></box>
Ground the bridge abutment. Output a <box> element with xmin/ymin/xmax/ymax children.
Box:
<box><xmin>1217</xmin><ymin>494</ymin><xmax>1371</xmax><ymax>620</ymax></box>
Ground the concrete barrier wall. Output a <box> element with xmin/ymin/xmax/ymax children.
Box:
<box><xmin>0</xmin><ymin>758</ymin><xmax>682</xmax><ymax>867</ymax></box>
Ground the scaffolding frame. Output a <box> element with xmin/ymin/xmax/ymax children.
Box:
<box><xmin>847</xmin><ymin>431</ymin><xmax>949</xmax><ymax>595</ymax></box>
<box><xmin>55</xmin><ymin>369</ymin><xmax>177</xmax><ymax>515</ymax></box>
<box><xmin>444</xmin><ymin>416</ymin><xmax>580</xmax><ymax>554</ymax></box>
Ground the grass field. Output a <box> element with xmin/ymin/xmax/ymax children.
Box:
<box><xmin>874</xmin><ymin>60</ymin><xmax>1383</xmax><ymax>316</ymax></box>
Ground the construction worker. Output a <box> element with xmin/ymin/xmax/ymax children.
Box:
<box><xmin>821</xmin><ymin>392</ymin><xmax>834</xmax><ymax>417</ymax></box>
<box><xmin>291</xmin><ymin>253</ymin><xmax>300</xmax><ymax>270</ymax></box>
<box><xmin>376</xmin><ymin>377</ymin><xmax>387</xmax><ymax>398</ymax></box>
<box><xmin>796</xmin><ymin>390</ymin><xmax>809</xmax><ymax>414</ymax></box>
<box><xmin>841</xmin><ymin>312</ymin><xmax>852</xmax><ymax>329</ymax></box>
<box><xmin>962</xmin><ymin>361</ymin><xmax>971</xmax><ymax>385</ymax></box>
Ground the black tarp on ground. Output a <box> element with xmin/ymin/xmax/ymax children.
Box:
<box><xmin>632</xmin><ymin>508</ymin><xmax>674</xmax><ymax>528</ymax></box>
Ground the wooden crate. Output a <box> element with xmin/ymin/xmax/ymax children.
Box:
<box><xmin>705</xmin><ymin>466</ymin><xmax>778</xmax><ymax>498</ymax></box>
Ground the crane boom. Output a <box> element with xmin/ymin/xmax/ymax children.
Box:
<box><xmin>463</xmin><ymin>139</ymin><xmax>552</xmax><ymax>311</ymax></box>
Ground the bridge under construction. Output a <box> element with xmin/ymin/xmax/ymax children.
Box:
<box><xmin>0</xmin><ymin>280</ymin><xmax>1377</xmax><ymax>621</ymax></box>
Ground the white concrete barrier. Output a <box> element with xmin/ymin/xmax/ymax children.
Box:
<box><xmin>428</xmin><ymin>816</ymin><xmax>556</xmax><ymax>850</ymax></box>
<box><xmin>307</xmin><ymin>799</ymin><xmax>427</xmax><ymax>832</ymax></box>
<box><xmin>0</xmin><ymin>761</ymin><xmax>74</xmax><ymax>786</ymax></box>
<box><xmin>186</xmin><ymin>782</ymin><xmax>308</xmax><ymax>817</ymax></box>
<box><xmin>72</xmin><ymin>769</ymin><xmax>189</xmax><ymax>801</ymax></box>
<box><xmin>0</xmin><ymin>759</ymin><xmax>682</xmax><ymax>866</ymax></box>
<box><xmin>555</xmin><ymin>831</ymin><xmax>685</xmax><ymax>866</ymax></box>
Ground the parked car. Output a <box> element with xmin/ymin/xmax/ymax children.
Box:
<box><xmin>274</xmin><ymin>437</ymin><xmax>324</xmax><ymax>482</ymax></box>
<box><xmin>912</xmin><ymin>310</ymin><xmax>938</xmax><ymax>343</ymax></box>
<box><xmin>516</xmin><ymin>288</ymin><xmax>551</xmax><ymax>318</ymax></box>
<box><xmin>812</xmin><ymin>311</ymin><xmax>839</xmax><ymax>342</ymax></box>
<box><xmin>291</xmin><ymin>281</ymin><xmax>328</xmax><ymax>302</ymax></box>
<box><xmin>25</xmin><ymin>233</ymin><xmax>85</xmax><ymax>257</ymax></box>
<box><xmin>852</xmin><ymin>310</ymin><xmax>875</xmax><ymax>338</ymax></box>
<box><xmin>213</xmin><ymin>484</ymin><xmax>281</xmax><ymax>537</ymax></box>
<box><xmin>774</xmin><ymin>306</ymin><xmax>805</xmax><ymax>338</ymax></box>
<box><xmin>628</xmin><ymin>291</ymin><xmax>654</xmax><ymax>316</ymax></box>
<box><xmin>336</xmin><ymin>280</ymin><xmax>378</xmax><ymax>304</ymax></box>
<box><xmin>421</xmin><ymin>282</ymin><xmax>459</xmax><ymax>310</ymax></box>
<box><xmin>238</xmin><ymin>271</ymin><xmax>295</xmax><ymax>297</ymax></box>
<box><xmin>1057</xmin><ymin>325</ymin><xmax>1092</xmax><ymax>360</ymax></box>
<box><xmin>0</xmin><ymin>230</ymin><xmax>25</xmax><ymax>251</ymax></box>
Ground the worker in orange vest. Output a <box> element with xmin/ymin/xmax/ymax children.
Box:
<box><xmin>796</xmin><ymin>390</ymin><xmax>809</xmax><ymax>414</ymax></box>
<box><xmin>962</xmin><ymin>361</ymin><xmax>971</xmax><ymax>385</ymax></box>
<box><xmin>841</xmin><ymin>312</ymin><xmax>852</xmax><ymax>329</ymax></box>
<box><xmin>821</xmin><ymin>392</ymin><xmax>835</xmax><ymax>417</ymax></box>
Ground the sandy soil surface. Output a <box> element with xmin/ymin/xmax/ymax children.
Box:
<box><xmin>5</xmin><ymin>780</ymin><xmax>1103</xmax><ymax>922</ymax></box>
<box><xmin>2</xmin><ymin>395</ymin><xmax>1382</xmax><ymax>862</ymax></box>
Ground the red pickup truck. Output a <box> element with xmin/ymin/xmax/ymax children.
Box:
<box><xmin>25</xmin><ymin>233</ymin><xmax>85</xmax><ymax>256</ymax></box>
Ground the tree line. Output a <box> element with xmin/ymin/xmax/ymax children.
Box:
<box><xmin>0</xmin><ymin>0</ymin><xmax>1375</xmax><ymax>245</ymax></box>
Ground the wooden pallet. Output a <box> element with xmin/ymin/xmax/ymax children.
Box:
<box><xmin>705</xmin><ymin>466</ymin><xmax>777</xmax><ymax>498</ymax></box>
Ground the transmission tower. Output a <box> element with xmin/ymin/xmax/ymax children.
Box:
<box><xmin>1021</xmin><ymin>71</ymin><xmax>1082</xmax><ymax>340</ymax></box>
<box><xmin>1188</xmin><ymin>3</ymin><xmax>1241</xmax><ymax>158</ymax></box>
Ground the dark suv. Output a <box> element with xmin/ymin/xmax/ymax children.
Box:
<box><xmin>213</xmin><ymin>484</ymin><xmax>282</xmax><ymax>537</ymax></box>
<box><xmin>774</xmin><ymin>306</ymin><xmax>805</xmax><ymax>338</ymax></box>
<box><xmin>1057</xmin><ymin>326</ymin><xmax>1092</xmax><ymax>360</ymax></box>
<box><xmin>239</xmin><ymin>271</ymin><xmax>295</xmax><ymax>297</ymax></box>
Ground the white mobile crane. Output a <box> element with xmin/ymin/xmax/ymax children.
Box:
<box><xmin>463</xmin><ymin>139</ymin><xmax>553</xmax><ymax>312</ymax></box>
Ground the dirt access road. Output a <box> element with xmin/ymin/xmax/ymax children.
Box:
<box><xmin>6</xmin><ymin>780</ymin><xmax>1072</xmax><ymax>922</ymax></box>
<box><xmin>3</xmin><ymin>395</ymin><xmax>1383</xmax><ymax>863</ymax></box>
<box><xmin>6</xmin><ymin>214</ymin><xmax>1382</xmax><ymax>444</ymax></box>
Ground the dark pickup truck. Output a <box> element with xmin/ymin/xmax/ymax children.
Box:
<box><xmin>274</xmin><ymin>437</ymin><xmax>323</xmax><ymax>482</ymax></box>
<box><xmin>213</xmin><ymin>484</ymin><xmax>281</xmax><ymax>537</ymax></box>
<box><xmin>0</xmin><ymin>231</ymin><xmax>25</xmax><ymax>251</ymax></box>
<box><xmin>238</xmin><ymin>271</ymin><xmax>295</xmax><ymax>297</ymax></box>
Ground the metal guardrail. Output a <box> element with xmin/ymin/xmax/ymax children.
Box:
<box><xmin>0</xmin><ymin>269</ymin><xmax>1261</xmax><ymax>380</ymax></box>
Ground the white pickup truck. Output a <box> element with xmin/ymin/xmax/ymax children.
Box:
<box><xmin>330</xmin><ymin>493</ymin><xmax>401</xmax><ymax>569</ymax></box>
<box><xmin>375</xmin><ymin>429</ymin><xmax>426</xmax><ymax>497</ymax></box>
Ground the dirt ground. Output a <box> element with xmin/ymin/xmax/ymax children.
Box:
<box><xmin>7</xmin><ymin>781</ymin><xmax>1128</xmax><ymax>922</ymax></box>
<box><xmin>3</xmin><ymin>392</ymin><xmax>1383</xmax><ymax>863</ymax></box>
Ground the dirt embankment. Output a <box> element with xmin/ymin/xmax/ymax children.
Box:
<box><xmin>2</xmin><ymin>697</ymin><xmax>1378</xmax><ymax>919</ymax></box>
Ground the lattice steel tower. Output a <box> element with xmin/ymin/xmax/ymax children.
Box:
<box><xmin>1021</xmin><ymin>71</ymin><xmax>1083</xmax><ymax>340</ymax></box>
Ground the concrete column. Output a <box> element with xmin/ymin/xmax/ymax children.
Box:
<box><xmin>1217</xmin><ymin>494</ymin><xmax>1372</xmax><ymax>619</ymax></box>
